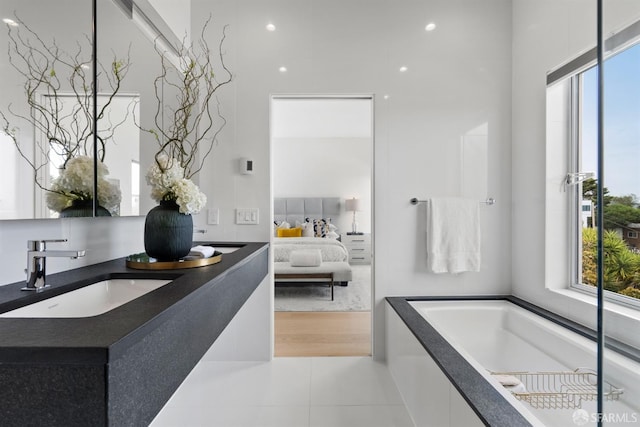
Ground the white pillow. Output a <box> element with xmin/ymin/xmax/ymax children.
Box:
<box><xmin>326</xmin><ymin>231</ymin><xmax>339</xmax><ymax>240</ymax></box>
<box><xmin>300</xmin><ymin>222</ymin><xmax>315</xmax><ymax>237</ymax></box>
<box><xmin>274</xmin><ymin>221</ymin><xmax>291</xmax><ymax>237</ymax></box>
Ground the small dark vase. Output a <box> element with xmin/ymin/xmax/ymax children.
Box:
<box><xmin>144</xmin><ymin>200</ymin><xmax>193</xmax><ymax>261</ymax></box>
<box><xmin>59</xmin><ymin>199</ymin><xmax>111</xmax><ymax>218</ymax></box>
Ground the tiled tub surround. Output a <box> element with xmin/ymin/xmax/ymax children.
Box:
<box><xmin>0</xmin><ymin>242</ymin><xmax>268</xmax><ymax>427</ymax></box>
<box><xmin>386</xmin><ymin>296</ymin><xmax>640</xmax><ymax>427</ymax></box>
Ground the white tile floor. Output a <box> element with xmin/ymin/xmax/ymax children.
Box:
<box><xmin>150</xmin><ymin>357</ymin><xmax>414</xmax><ymax>427</ymax></box>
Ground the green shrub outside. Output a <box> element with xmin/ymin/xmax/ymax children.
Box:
<box><xmin>581</xmin><ymin>228</ymin><xmax>640</xmax><ymax>300</ymax></box>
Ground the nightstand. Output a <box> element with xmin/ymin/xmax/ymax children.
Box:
<box><xmin>341</xmin><ymin>233</ymin><xmax>371</xmax><ymax>265</ymax></box>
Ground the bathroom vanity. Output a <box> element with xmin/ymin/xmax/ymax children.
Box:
<box><xmin>0</xmin><ymin>242</ymin><xmax>269</xmax><ymax>427</ymax></box>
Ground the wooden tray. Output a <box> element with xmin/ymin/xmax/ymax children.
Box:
<box><xmin>125</xmin><ymin>251</ymin><xmax>222</xmax><ymax>270</ymax></box>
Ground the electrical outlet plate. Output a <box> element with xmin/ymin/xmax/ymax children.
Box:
<box><xmin>236</xmin><ymin>208</ymin><xmax>259</xmax><ymax>224</ymax></box>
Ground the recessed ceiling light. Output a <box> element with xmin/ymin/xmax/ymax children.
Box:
<box><xmin>383</xmin><ymin>95</ymin><xmax>390</xmax><ymax>100</ymax></box>
<box><xmin>266</xmin><ymin>23</ymin><xmax>276</xmax><ymax>32</ymax></box>
<box><xmin>3</xmin><ymin>18</ymin><xmax>18</xmax><ymax>27</ymax></box>
<box><xmin>279</xmin><ymin>66</ymin><xmax>287</xmax><ymax>73</ymax></box>
<box><xmin>399</xmin><ymin>66</ymin><xmax>408</xmax><ymax>73</ymax></box>
<box><xmin>425</xmin><ymin>22</ymin><xmax>436</xmax><ymax>32</ymax></box>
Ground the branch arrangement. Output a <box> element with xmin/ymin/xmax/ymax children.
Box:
<box><xmin>1</xmin><ymin>15</ymin><xmax>130</xmax><ymax>192</ymax></box>
<box><xmin>141</xmin><ymin>16</ymin><xmax>233</xmax><ymax>179</ymax></box>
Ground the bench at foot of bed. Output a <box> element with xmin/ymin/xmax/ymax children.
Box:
<box><xmin>274</xmin><ymin>261</ymin><xmax>353</xmax><ymax>301</ymax></box>
<box><xmin>275</xmin><ymin>272</ymin><xmax>335</xmax><ymax>300</ymax></box>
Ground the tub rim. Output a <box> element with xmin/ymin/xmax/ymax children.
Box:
<box><xmin>386</xmin><ymin>295</ymin><xmax>640</xmax><ymax>427</ymax></box>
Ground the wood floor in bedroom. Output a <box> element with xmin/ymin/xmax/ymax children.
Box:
<box><xmin>274</xmin><ymin>311</ymin><xmax>371</xmax><ymax>357</ymax></box>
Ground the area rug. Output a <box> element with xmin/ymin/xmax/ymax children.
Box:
<box><xmin>274</xmin><ymin>265</ymin><xmax>371</xmax><ymax>312</ymax></box>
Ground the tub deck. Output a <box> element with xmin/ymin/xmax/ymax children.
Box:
<box><xmin>386</xmin><ymin>296</ymin><xmax>640</xmax><ymax>427</ymax></box>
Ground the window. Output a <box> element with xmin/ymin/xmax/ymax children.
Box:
<box><xmin>131</xmin><ymin>160</ymin><xmax>140</xmax><ymax>216</ymax></box>
<box><xmin>569</xmin><ymin>38</ymin><xmax>640</xmax><ymax>304</ymax></box>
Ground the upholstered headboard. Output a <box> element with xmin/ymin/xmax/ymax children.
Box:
<box><xmin>274</xmin><ymin>197</ymin><xmax>341</xmax><ymax>226</ymax></box>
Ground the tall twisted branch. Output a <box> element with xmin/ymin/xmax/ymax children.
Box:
<box><xmin>139</xmin><ymin>16</ymin><xmax>232</xmax><ymax>179</ymax></box>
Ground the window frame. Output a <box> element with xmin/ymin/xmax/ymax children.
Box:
<box><xmin>566</xmin><ymin>41</ymin><xmax>640</xmax><ymax>310</ymax></box>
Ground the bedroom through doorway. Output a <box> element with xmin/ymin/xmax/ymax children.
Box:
<box><xmin>270</xmin><ymin>95</ymin><xmax>374</xmax><ymax>357</ymax></box>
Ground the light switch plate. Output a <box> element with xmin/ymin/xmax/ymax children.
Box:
<box><xmin>236</xmin><ymin>208</ymin><xmax>259</xmax><ymax>224</ymax></box>
<box><xmin>207</xmin><ymin>208</ymin><xmax>219</xmax><ymax>225</ymax></box>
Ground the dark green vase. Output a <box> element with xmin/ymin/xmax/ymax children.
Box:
<box><xmin>144</xmin><ymin>200</ymin><xmax>193</xmax><ymax>261</ymax></box>
<box><xmin>59</xmin><ymin>199</ymin><xmax>111</xmax><ymax>218</ymax></box>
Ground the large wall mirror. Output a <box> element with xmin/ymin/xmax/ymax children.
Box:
<box><xmin>0</xmin><ymin>0</ymin><xmax>186</xmax><ymax>220</ymax></box>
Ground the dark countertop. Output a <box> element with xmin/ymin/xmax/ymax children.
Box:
<box><xmin>0</xmin><ymin>242</ymin><xmax>269</xmax><ymax>364</ymax></box>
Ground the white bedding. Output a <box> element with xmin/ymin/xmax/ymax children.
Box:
<box><xmin>273</xmin><ymin>237</ymin><xmax>349</xmax><ymax>262</ymax></box>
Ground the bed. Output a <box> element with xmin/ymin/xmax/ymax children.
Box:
<box><xmin>273</xmin><ymin>198</ymin><xmax>353</xmax><ymax>299</ymax></box>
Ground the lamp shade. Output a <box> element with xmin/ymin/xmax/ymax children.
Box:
<box><xmin>345</xmin><ymin>198</ymin><xmax>361</xmax><ymax>212</ymax></box>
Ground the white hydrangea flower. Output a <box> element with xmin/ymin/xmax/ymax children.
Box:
<box><xmin>55</xmin><ymin>156</ymin><xmax>94</xmax><ymax>197</ymax></box>
<box><xmin>172</xmin><ymin>178</ymin><xmax>207</xmax><ymax>215</ymax></box>
<box><xmin>97</xmin><ymin>179</ymin><xmax>122</xmax><ymax>213</ymax></box>
<box><xmin>46</xmin><ymin>187</ymin><xmax>73</xmax><ymax>212</ymax></box>
<box><xmin>96</xmin><ymin>159</ymin><xmax>110</xmax><ymax>178</ymax></box>
<box><xmin>45</xmin><ymin>155</ymin><xmax>123</xmax><ymax>213</ymax></box>
<box><xmin>145</xmin><ymin>154</ymin><xmax>207</xmax><ymax>214</ymax></box>
<box><xmin>146</xmin><ymin>153</ymin><xmax>185</xmax><ymax>202</ymax></box>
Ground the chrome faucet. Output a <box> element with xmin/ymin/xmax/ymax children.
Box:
<box><xmin>23</xmin><ymin>239</ymin><xmax>86</xmax><ymax>292</ymax></box>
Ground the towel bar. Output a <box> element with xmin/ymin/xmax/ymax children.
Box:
<box><xmin>410</xmin><ymin>197</ymin><xmax>496</xmax><ymax>205</ymax></box>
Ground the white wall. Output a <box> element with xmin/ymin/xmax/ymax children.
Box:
<box><xmin>0</xmin><ymin>216</ymin><xmax>146</xmax><ymax>286</ymax></box>
<box><xmin>13</xmin><ymin>0</ymin><xmax>631</xmax><ymax>361</ymax></box>
<box><xmin>0</xmin><ymin>0</ymin><xmax>513</xmax><ymax>359</ymax></box>
<box><xmin>192</xmin><ymin>0</ymin><xmax>513</xmax><ymax>358</ymax></box>
<box><xmin>512</xmin><ymin>0</ymin><xmax>640</xmax><ymax>349</ymax></box>
<box><xmin>273</xmin><ymin>136</ymin><xmax>372</xmax><ymax>234</ymax></box>
<box><xmin>148</xmin><ymin>0</ymin><xmax>191</xmax><ymax>44</ymax></box>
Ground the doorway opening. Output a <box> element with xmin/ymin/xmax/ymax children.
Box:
<box><xmin>270</xmin><ymin>95</ymin><xmax>374</xmax><ymax>357</ymax></box>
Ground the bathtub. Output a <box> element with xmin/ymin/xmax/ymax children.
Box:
<box><xmin>386</xmin><ymin>297</ymin><xmax>640</xmax><ymax>427</ymax></box>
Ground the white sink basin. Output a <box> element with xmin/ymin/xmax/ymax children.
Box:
<box><xmin>0</xmin><ymin>278</ymin><xmax>172</xmax><ymax>318</ymax></box>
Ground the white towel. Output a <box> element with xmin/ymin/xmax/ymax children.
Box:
<box><xmin>290</xmin><ymin>249</ymin><xmax>322</xmax><ymax>267</ymax></box>
<box><xmin>188</xmin><ymin>245</ymin><xmax>216</xmax><ymax>258</ymax></box>
<box><xmin>426</xmin><ymin>197</ymin><xmax>480</xmax><ymax>273</ymax></box>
